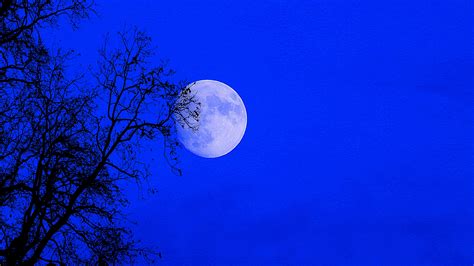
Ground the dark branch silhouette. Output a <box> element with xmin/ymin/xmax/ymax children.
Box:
<box><xmin>0</xmin><ymin>1</ymin><xmax>199</xmax><ymax>265</ymax></box>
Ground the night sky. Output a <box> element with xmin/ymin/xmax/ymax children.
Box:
<box><xmin>48</xmin><ymin>0</ymin><xmax>473</xmax><ymax>264</ymax></box>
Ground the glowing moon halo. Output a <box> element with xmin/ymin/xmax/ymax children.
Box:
<box><xmin>176</xmin><ymin>80</ymin><xmax>247</xmax><ymax>158</ymax></box>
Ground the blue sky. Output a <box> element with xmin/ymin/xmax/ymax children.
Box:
<box><xmin>50</xmin><ymin>0</ymin><xmax>473</xmax><ymax>264</ymax></box>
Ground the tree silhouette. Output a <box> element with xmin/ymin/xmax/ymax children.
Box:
<box><xmin>0</xmin><ymin>1</ymin><xmax>199</xmax><ymax>265</ymax></box>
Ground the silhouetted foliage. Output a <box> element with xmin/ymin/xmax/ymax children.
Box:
<box><xmin>0</xmin><ymin>1</ymin><xmax>199</xmax><ymax>265</ymax></box>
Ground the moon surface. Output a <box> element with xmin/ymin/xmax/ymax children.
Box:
<box><xmin>176</xmin><ymin>80</ymin><xmax>247</xmax><ymax>158</ymax></box>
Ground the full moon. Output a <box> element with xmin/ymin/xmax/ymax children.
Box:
<box><xmin>176</xmin><ymin>80</ymin><xmax>247</xmax><ymax>158</ymax></box>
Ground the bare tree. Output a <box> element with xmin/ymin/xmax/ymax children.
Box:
<box><xmin>0</xmin><ymin>1</ymin><xmax>199</xmax><ymax>265</ymax></box>
<box><xmin>0</xmin><ymin>0</ymin><xmax>92</xmax><ymax>85</ymax></box>
<box><xmin>1</xmin><ymin>0</ymin><xmax>93</xmax><ymax>171</ymax></box>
